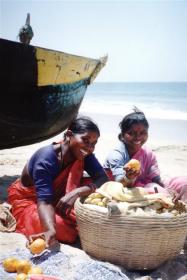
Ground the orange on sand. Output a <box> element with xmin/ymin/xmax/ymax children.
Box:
<box><xmin>28</xmin><ymin>266</ymin><xmax>43</xmax><ymax>275</ymax></box>
<box><xmin>29</xmin><ymin>238</ymin><xmax>46</xmax><ymax>255</ymax></box>
<box><xmin>125</xmin><ymin>159</ymin><xmax>141</xmax><ymax>172</ymax></box>
<box><xmin>2</xmin><ymin>257</ymin><xmax>19</xmax><ymax>272</ymax></box>
<box><xmin>15</xmin><ymin>273</ymin><xmax>28</xmax><ymax>280</ymax></box>
<box><xmin>16</xmin><ymin>259</ymin><xmax>32</xmax><ymax>274</ymax></box>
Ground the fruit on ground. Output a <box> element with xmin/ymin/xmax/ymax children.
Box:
<box><xmin>29</xmin><ymin>238</ymin><xmax>46</xmax><ymax>254</ymax></box>
<box><xmin>16</xmin><ymin>259</ymin><xmax>31</xmax><ymax>274</ymax></box>
<box><xmin>15</xmin><ymin>273</ymin><xmax>28</xmax><ymax>280</ymax></box>
<box><xmin>2</xmin><ymin>257</ymin><xmax>19</xmax><ymax>272</ymax></box>
<box><xmin>28</xmin><ymin>266</ymin><xmax>43</xmax><ymax>275</ymax></box>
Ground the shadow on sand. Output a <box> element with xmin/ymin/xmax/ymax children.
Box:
<box><xmin>0</xmin><ymin>175</ymin><xmax>19</xmax><ymax>201</ymax></box>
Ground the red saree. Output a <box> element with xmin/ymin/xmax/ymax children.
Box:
<box><xmin>8</xmin><ymin>160</ymin><xmax>84</xmax><ymax>243</ymax></box>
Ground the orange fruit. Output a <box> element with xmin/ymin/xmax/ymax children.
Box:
<box><xmin>16</xmin><ymin>273</ymin><xmax>28</xmax><ymax>280</ymax></box>
<box><xmin>3</xmin><ymin>257</ymin><xmax>19</xmax><ymax>272</ymax></box>
<box><xmin>28</xmin><ymin>265</ymin><xmax>43</xmax><ymax>275</ymax></box>
<box><xmin>16</xmin><ymin>259</ymin><xmax>31</xmax><ymax>274</ymax></box>
<box><xmin>125</xmin><ymin>159</ymin><xmax>141</xmax><ymax>172</ymax></box>
<box><xmin>29</xmin><ymin>238</ymin><xmax>46</xmax><ymax>255</ymax></box>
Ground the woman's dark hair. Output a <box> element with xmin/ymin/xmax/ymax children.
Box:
<box><xmin>67</xmin><ymin>116</ymin><xmax>100</xmax><ymax>136</ymax></box>
<box><xmin>118</xmin><ymin>107</ymin><xmax>149</xmax><ymax>141</ymax></box>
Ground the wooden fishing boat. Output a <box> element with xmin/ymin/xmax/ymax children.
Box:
<box><xmin>0</xmin><ymin>38</ymin><xmax>107</xmax><ymax>149</ymax></box>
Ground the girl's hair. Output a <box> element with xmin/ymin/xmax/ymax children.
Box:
<box><xmin>67</xmin><ymin>115</ymin><xmax>100</xmax><ymax>136</ymax></box>
<box><xmin>118</xmin><ymin>107</ymin><xmax>149</xmax><ymax>141</ymax></box>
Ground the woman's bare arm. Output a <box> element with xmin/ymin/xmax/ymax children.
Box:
<box><xmin>29</xmin><ymin>201</ymin><xmax>57</xmax><ymax>247</ymax></box>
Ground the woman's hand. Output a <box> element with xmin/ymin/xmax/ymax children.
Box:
<box><xmin>56</xmin><ymin>189</ymin><xmax>80</xmax><ymax>217</ymax></box>
<box><xmin>56</xmin><ymin>186</ymin><xmax>93</xmax><ymax>217</ymax></box>
<box><xmin>27</xmin><ymin>228</ymin><xmax>56</xmax><ymax>248</ymax></box>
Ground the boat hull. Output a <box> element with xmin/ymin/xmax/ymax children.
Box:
<box><xmin>0</xmin><ymin>39</ymin><xmax>106</xmax><ymax>149</ymax></box>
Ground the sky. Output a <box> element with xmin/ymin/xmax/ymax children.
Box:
<box><xmin>1</xmin><ymin>0</ymin><xmax>187</xmax><ymax>82</ymax></box>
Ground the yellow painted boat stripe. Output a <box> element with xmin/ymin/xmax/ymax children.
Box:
<box><xmin>36</xmin><ymin>47</ymin><xmax>100</xmax><ymax>86</ymax></box>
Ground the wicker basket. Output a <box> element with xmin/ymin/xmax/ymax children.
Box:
<box><xmin>75</xmin><ymin>198</ymin><xmax>187</xmax><ymax>270</ymax></box>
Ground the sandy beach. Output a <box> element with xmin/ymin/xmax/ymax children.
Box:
<box><xmin>0</xmin><ymin>112</ymin><xmax>187</xmax><ymax>279</ymax></box>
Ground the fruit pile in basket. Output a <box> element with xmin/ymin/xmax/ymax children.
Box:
<box><xmin>84</xmin><ymin>192</ymin><xmax>110</xmax><ymax>207</ymax></box>
<box><xmin>83</xmin><ymin>181</ymin><xmax>187</xmax><ymax>216</ymax></box>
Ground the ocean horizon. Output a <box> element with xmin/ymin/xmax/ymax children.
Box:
<box><xmin>79</xmin><ymin>82</ymin><xmax>187</xmax><ymax>145</ymax></box>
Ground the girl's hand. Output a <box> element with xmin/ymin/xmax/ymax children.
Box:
<box><xmin>124</xmin><ymin>166</ymin><xmax>140</xmax><ymax>180</ymax></box>
<box><xmin>27</xmin><ymin>229</ymin><xmax>56</xmax><ymax>248</ymax></box>
<box><xmin>171</xmin><ymin>186</ymin><xmax>187</xmax><ymax>203</ymax></box>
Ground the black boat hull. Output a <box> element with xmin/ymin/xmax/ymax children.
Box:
<box><xmin>0</xmin><ymin>39</ymin><xmax>107</xmax><ymax>149</ymax></box>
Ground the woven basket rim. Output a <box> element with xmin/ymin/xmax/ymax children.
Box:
<box><xmin>75</xmin><ymin>197</ymin><xmax>187</xmax><ymax>221</ymax></box>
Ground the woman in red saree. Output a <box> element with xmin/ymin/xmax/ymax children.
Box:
<box><xmin>8</xmin><ymin>116</ymin><xmax>108</xmax><ymax>246</ymax></box>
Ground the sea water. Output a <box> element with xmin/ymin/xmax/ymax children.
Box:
<box><xmin>80</xmin><ymin>82</ymin><xmax>187</xmax><ymax>145</ymax></box>
<box><xmin>80</xmin><ymin>82</ymin><xmax>187</xmax><ymax>121</ymax></box>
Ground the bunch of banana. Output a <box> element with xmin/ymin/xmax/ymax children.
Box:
<box><xmin>84</xmin><ymin>192</ymin><xmax>110</xmax><ymax>207</ymax></box>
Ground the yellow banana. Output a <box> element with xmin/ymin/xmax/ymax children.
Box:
<box><xmin>88</xmin><ymin>192</ymin><xmax>104</xmax><ymax>199</ymax></box>
<box><xmin>102</xmin><ymin>197</ymin><xmax>110</xmax><ymax>204</ymax></box>
<box><xmin>84</xmin><ymin>197</ymin><xmax>93</xmax><ymax>204</ymax></box>
<box><xmin>91</xmin><ymin>198</ymin><xmax>102</xmax><ymax>204</ymax></box>
<box><xmin>97</xmin><ymin>201</ymin><xmax>106</xmax><ymax>207</ymax></box>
